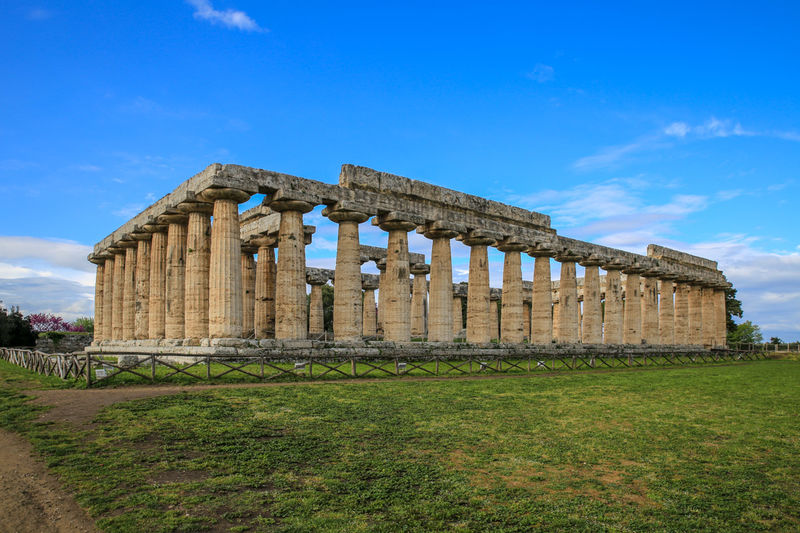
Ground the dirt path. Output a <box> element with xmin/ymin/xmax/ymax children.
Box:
<box><xmin>0</xmin><ymin>428</ymin><xmax>97</xmax><ymax>533</ymax></box>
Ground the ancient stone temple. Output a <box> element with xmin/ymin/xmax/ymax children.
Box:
<box><xmin>87</xmin><ymin>163</ymin><xmax>730</xmax><ymax>359</ymax></box>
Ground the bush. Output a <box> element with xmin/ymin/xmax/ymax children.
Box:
<box><xmin>0</xmin><ymin>307</ymin><xmax>36</xmax><ymax>347</ymax></box>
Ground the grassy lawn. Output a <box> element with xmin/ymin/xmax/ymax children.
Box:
<box><xmin>1</xmin><ymin>359</ymin><xmax>799</xmax><ymax>531</ymax></box>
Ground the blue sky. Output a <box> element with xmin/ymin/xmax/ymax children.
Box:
<box><xmin>1</xmin><ymin>1</ymin><xmax>799</xmax><ymax>339</ymax></box>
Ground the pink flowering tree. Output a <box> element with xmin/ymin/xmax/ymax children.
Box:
<box><xmin>27</xmin><ymin>313</ymin><xmax>86</xmax><ymax>333</ymax></box>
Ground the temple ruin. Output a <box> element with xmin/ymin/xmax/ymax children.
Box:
<box><xmin>86</xmin><ymin>163</ymin><xmax>730</xmax><ymax>360</ymax></box>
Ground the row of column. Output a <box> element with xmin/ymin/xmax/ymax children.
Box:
<box><xmin>92</xmin><ymin>196</ymin><xmax>727</xmax><ymax>347</ymax></box>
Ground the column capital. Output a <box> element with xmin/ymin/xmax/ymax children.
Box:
<box><xmin>306</xmin><ymin>271</ymin><xmax>329</xmax><ymax>286</ymax></box>
<box><xmin>178</xmin><ymin>200</ymin><xmax>214</xmax><ymax>215</ymax></box>
<box><xmin>374</xmin><ymin>211</ymin><xmax>420</xmax><ymax>232</ymax></box>
<box><xmin>322</xmin><ymin>207</ymin><xmax>370</xmax><ymax>224</ymax></box>
<box><xmin>88</xmin><ymin>253</ymin><xmax>105</xmax><ymax>265</ymax></box>
<box><xmin>198</xmin><ymin>187</ymin><xmax>252</xmax><ymax>204</ymax></box>
<box><xmin>158</xmin><ymin>212</ymin><xmax>188</xmax><ymax>225</ymax></box>
<box><xmin>579</xmin><ymin>254</ymin><xmax>605</xmax><ymax>267</ymax></box>
<box><xmin>410</xmin><ymin>263</ymin><xmax>430</xmax><ymax>275</ymax></box>
<box><xmin>130</xmin><ymin>231</ymin><xmax>153</xmax><ymax>241</ymax></box>
<box><xmin>526</xmin><ymin>243</ymin><xmax>556</xmax><ymax>258</ymax></box>
<box><xmin>375</xmin><ymin>258</ymin><xmax>387</xmax><ymax>271</ymax></box>
<box><xmin>241</xmin><ymin>243</ymin><xmax>258</xmax><ymax>255</ymax></box>
<box><xmin>270</xmin><ymin>199</ymin><xmax>314</xmax><ymax>213</ymax></box>
<box><xmin>461</xmin><ymin>229</ymin><xmax>499</xmax><ymax>247</ymax></box>
<box><xmin>118</xmin><ymin>239</ymin><xmax>138</xmax><ymax>249</ymax></box>
<box><xmin>554</xmin><ymin>250</ymin><xmax>584</xmax><ymax>263</ymax></box>
<box><xmin>419</xmin><ymin>220</ymin><xmax>464</xmax><ymax>240</ymax></box>
<box><xmin>496</xmin><ymin>237</ymin><xmax>528</xmax><ymax>252</ymax></box>
<box><xmin>362</xmin><ymin>277</ymin><xmax>380</xmax><ymax>291</ymax></box>
<box><xmin>602</xmin><ymin>258</ymin><xmax>628</xmax><ymax>271</ymax></box>
<box><xmin>142</xmin><ymin>222</ymin><xmax>168</xmax><ymax>233</ymax></box>
<box><xmin>250</xmin><ymin>234</ymin><xmax>277</xmax><ymax>248</ymax></box>
<box><xmin>622</xmin><ymin>263</ymin><xmax>645</xmax><ymax>275</ymax></box>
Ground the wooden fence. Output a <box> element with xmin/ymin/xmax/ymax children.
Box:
<box><xmin>0</xmin><ymin>347</ymin><xmax>87</xmax><ymax>380</ymax></box>
<box><xmin>1</xmin><ymin>346</ymin><xmax>772</xmax><ymax>387</ymax></box>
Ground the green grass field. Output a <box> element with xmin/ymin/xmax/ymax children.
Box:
<box><xmin>1</xmin><ymin>359</ymin><xmax>799</xmax><ymax>532</ymax></box>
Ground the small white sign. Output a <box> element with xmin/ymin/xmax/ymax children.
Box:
<box><xmin>95</xmin><ymin>368</ymin><xmax>107</xmax><ymax>379</ymax></box>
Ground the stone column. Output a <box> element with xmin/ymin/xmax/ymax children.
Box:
<box><xmin>377</xmin><ymin>214</ymin><xmax>417</xmax><ymax>342</ymax></box>
<box><xmin>498</xmin><ymin>240</ymin><xmax>526</xmax><ymax>344</ymax></box>
<box><xmin>307</xmin><ymin>278</ymin><xmax>326</xmax><ymax>336</ymax></box>
<box><xmin>102</xmin><ymin>255</ymin><xmax>115</xmax><ymax>341</ymax></box>
<box><xmin>552</xmin><ymin>298</ymin><xmax>560</xmax><ymax>341</ymax></box>
<box><xmin>121</xmin><ymin>242</ymin><xmax>137</xmax><ymax>340</ymax></box>
<box><xmin>489</xmin><ymin>296</ymin><xmax>500</xmax><ymax>341</ymax></box>
<box><xmin>623</xmin><ymin>264</ymin><xmax>643</xmax><ymax>344</ymax></box>
<box><xmin>658</xmin><ymin>275</ymin><xmax>676</xmax><ymax>344</ymax></box>
<box><xmin>716</xmin><ymin>285</ymin><xmax>728</xmax><ymax>348</ymax></box>
<box><xmin>132</xmin><ymin>233</ymin><xmax>152</xmax><ymax>340</ymax></box>
<box><xmin>410</xmin><ymin>264</ymin><xmax>429</xmax><ymax>338</ymax></box>
<box><xmin>463</xmin><ymin>231</ymin><xmax>496</xmax><ymax>344</ymax></box>
<box><xmin>452</xmin><ymin>296</ymin><xmax>464</xmax><ymax>338</ymax></box>
<box><xmin>555</xmin><ymin>252</ymin><xmax>581</xmax><ymax>344</ymax></box>
<box><xmin>580</xmin><ymin>256</ymin><xmax>603</xmax><ymax>344</ymax></box>
<box><xmin>602</xmin><ymin>261</ymin><xmax>625</xmax><ymax>344</ymax></box>
<box><xmin>688</xmin><ymin>281</ymin><xmax>703</xmax><ymax>345</ymax></box>
<box><xmin>112</xmin><ymin>249</ymin><xmax>125</xmax><ymax>340</ymax></box>
<box><xmin>640</xmin><ymin>270</ymin><xmax>660</xmax><ymax>344</ymax></box>
<box><xmin>674</xmin><ymin>280</ymin><xmax>691</xmax><ymax>344</ymax></box>
<box><xmin>159</xmin><ymin>213</ymin><xmax>188</xmax><ymax>339</ymax></box>
<box><xmin>376</xmin><ymin>259</ymin><xmax>386</xmax><ymax>334</ymax></box>
<box><xmin>362</xmin><ymin>278</ymin><xmax>378</xmax><ymax>336</ymax></box>
<box><xmin>523</xmin><ymin>301</ymin><xmax>531</xmax><ymax>341</ymax></box>
<box><xmin>272</xmin><ymin>200</ymin><xmax>313</xmax><ymax>340</ymax></box>
<box><xmin>90</xmin><ymin>257</ymin><xmax>105</xmax><ymax>343</ymax></box>
<box><xmin>145</xmin><ymin>224</ymin><xmax>167</xmax><ymax>339</ymax></box>
<box><xmin>702</xmin><ymin>283</ymin><xmax>716</xmax><ymax>347</ymax></box>
<box><xmin>252</xmin><ymin>236</ymin><xmax>277</xmax><ymax>338</ymax></box>
<box><xmin>202</xmin><ymin>188</ymin><xmax>252</xmax><ymax>339</ymax></box>
<box><xmin>180</xmin><ymin>201</ymin><xmax>213</xmax><ymax>341</ymax></box>
<box><xmin>241</xmin><ymin>246</ymin><xmax>257</xmax><ymax>338</ymax></box>
<box><xmin>327</xmin><ymin>209</ymin><xmax>370</xmax><ymax>341</ymax></box>
<box><xmin>528</xmin><ymin>245</ymin><xmax>555</xmax><ymax>344</ymax></box>
<box><xmin>423</xmin><ymin>223</ymin><xmax>458</xmax><ymax>342</ymax></box>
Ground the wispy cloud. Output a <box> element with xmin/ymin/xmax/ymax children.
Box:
<box><xmin>574</xmin><ymin>117</ymin><xmax>800</xmax><ymax>171</ymax></box>
<box><xmin>113</xmin><ymin>204</ymin><xmax>145</xmax><ymax>219</ymax></box>
<box><xmin>187</xmin><ymin>0</ymin><xmax>265</xmax><ymax>32</ymax></box>
<box><xmin>526</xmin><ymin>64</ymin><xmax>554</xmax><ymax>83</ymax></box>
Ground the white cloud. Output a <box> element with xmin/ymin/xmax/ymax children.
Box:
<box><xmin>526</xmin><ymin>64</ymin><xmax>554</xmax><ymax>83</ymax></box>
<box><xmin>187</xmin><ymin>0</ymin><xmax>264</xmax><ymax>32</ymax></box>
<box><xmin>664</xmin><ymin>122</ymin><xmax>690</xmax><ymax>137</ymax></box>
<box><xmin>113</xmin><ymin>203</ymin><xmax>145</xmax><ymax>218</ymax></box>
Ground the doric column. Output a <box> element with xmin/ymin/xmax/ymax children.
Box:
<box><xmin>410</xmin><ymin>263</ymin><xmax>430</xmax><ymax>338</ymax></box>
<box><xmin>555</xmin><ymin>251</ymin><xmax>582</xmax><ymax>344</ymax></box>
<box><xmin>111</xmin><ymin>248</ymin><xmax>125</xmax><ymax>340</ymax></box>
<box><xmin>131</xmin><ymin>232</ymin><xmax>152</xmax><ymax>340</ymax></box>
<box><xmin>580</xmin><ymin>255</ymin><xmax>603</xmax><ymax>344</ymax></box>
<box><xmin>241</xmin><ymin>245</ymin><xmax>257</xmax><ymax>338</ymax></box>
<box><xmin>523</xmin><ymin>301</ymin><xmax>531</xmax><ymax>341</ymax></box>
<box><xmin>202</xmin><ymin>188</ymin><xmax>252</xmax><ymax>339</ymax></box>
<box><xmin>688</xmin><ymin>281</ymin><xmax>703</xmax><ymax>345</ymax></box>
<box><xmin>422</xmin><ymin>222</ymin><xmax>458</xmax><ymax>342</ymax></box>
<box><xmin>602</xmin><ymin>260</ymin><xmax>625</xmax><ymax>344</ymax></box>
<box><xmin>452</xmin><ymin>295</ymin><xmax>464</xmax><ymax>338</ymax></box>
<box><xmin>179</xmin><ymin>201</ymin><xmax>213</xmax><ymax>341</ymax></box>
<box><xmin>463</xmin><ymin>230</ymin><xmax>496</xmax><ymax>344</ymax></box>
<box><xmin>145</xmin><ymin>224</ymin><xmax>167</xmax><ymax>339</ymax></box>
<box><xmin>527</xmin><ymin>244</ymin><xmax>555</xmax><ymax>344</ymax></box>
<box><xmin>121</xmin><ymin>241</ymin><xmax>137</xmax><ymax>341</ymax></box>
<box><xmin>498</xmin><ymin>239</ymin><xmax>527</xmax><ymax>344</ymax></box>
<box><xmin>376</xmin><ymin>259</ymin><xmax>386</xmax><ymax>334</ymax></box>
<box><xmin>640</xmin><ymin>269</ymin><xmax>660</xmax><ymax>344</ymax></box>
<box><xmin>326</xmin><ymin>208</ymin><xmax>370</xmax><ymax>341</ymax></box>
<box><xmin>252</xmin><ymin>236</ymin><xmax>277</xmax><ymax>339</ymax></box>
<box><xmin>716</xmin><ymin>284</ymin><xmax>728</xmax><ymax>348</ymax></box>
<box><xmin>272</xmin><ymin>199</ymin><xmax>313</xmax><ymax>340</ymax></box>
<box><xmin>362</xmin><ymin>277</ymin><xmax>379</xmax><ymax>336</ymax></box>
<box><xmin>658</xmin><ymin>274</ymin><xmax>676</xmax><ymax>344</ymax></box>
<box><xmin>307</xmin><ymin>276</ymin><xmax>327</xmax><ymax>336</ymax></box>
<box><xmin>674</xmin><ymin>279</ymin><xmax>691</xmax><ymax>344</ymax></box>
<box><xmin>102</xmin><ymin>255</ymin><xmax>114</xmax><ymax>341</ymax></box>
<box><xmin>489</xmin><ymin>295</ymin><xmax>500</xmax><ymax>341</ymax></box>
<box><xmin>89</xmin><ymin>256</ymin><xmax>105</xmax><ymax>343</ymax></box>
<box><xmin>376</xmin><ymin>214</ymin><xmax>417</xmax><ymax>342</ymax></box>
<box><xmin>159</xmin><ymin>213</ymin><xmax>188</xmax><ymax>339</ymax></box>
<box><xmin>702</xmin><ymin>282</ymin><xmax>716</xmax><ymax>347</ymax></box>
<box><xmin>552</xmin><ymin>298</ymin><xmax>560</xmax><ymax>341</ymax></box>
<box><xmin>623</xmin><ymin>264</ymin><xmax>644</xmax><ymax>344</ymax></box>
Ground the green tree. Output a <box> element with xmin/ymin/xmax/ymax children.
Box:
<box><xmin>727</xmin><ymin>321</ymin><xmax>763</xmax><ymax>346</ymax></box>
<box><xmin>769</xmin><ymin>336</ymin><xmax>782</xmax><ymax>345</ymax></box>
<box><xmin>725</xmin><ymin>287</ymin><xmax>743</xmax><ymax>333</ymax></box>
<box><xmin>73</xmin><ymin>317</ymin><xmax>94</xmax><ymax>334</ymax></box>
<box><xmin>322</xmin><ymin>284</ymin><xmax>334</xmax><ymax>332</ymax></box>
<box><xmin>0</xmin><ymin>306</ymin><xmax>36</xmax><ymax>347</ymax></box>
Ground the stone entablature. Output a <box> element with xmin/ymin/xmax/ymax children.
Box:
<box><xmin>88</xmin><ymin>163</ymin><xmax>730</xmax><ymax>350</ymax></box>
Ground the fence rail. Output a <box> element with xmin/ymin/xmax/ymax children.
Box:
<box><xmin>0</xmin><ymin>347</ymin><xmax>86</xmax><ymax>380</ymax></box>
<box><xmin>0</xmin><ymin>346</ymin><xmax>773</xmax><ymax>386</ymax></box>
